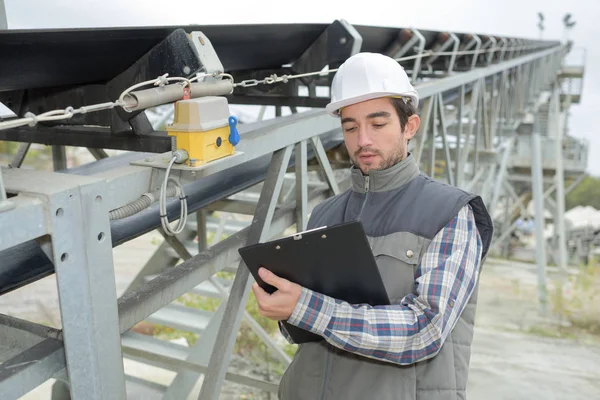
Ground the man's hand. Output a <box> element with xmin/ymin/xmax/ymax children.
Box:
<box><xmin>252</xmin><ymin>267</ymin><xmax>302</xmax><ymax>321</ymax></box>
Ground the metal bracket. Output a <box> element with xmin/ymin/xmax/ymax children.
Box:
<box><xmin>410</xmin><ymin>29</ymin><xmax>426</xmax><ymax>82</ymax></box>
<box><xmin>469</xmin><ymin>34</ymin><xmax>482</xmax><ymax>70</ymax></box>
<box><xmin>130</xmin><ymin>151</ymin><xmax>246</xmax><ymax>188</ymax></box>
<box><xmin>291</xmin><ymin>19</ymin><xmax>363</xmax><ymax>77</ymax></box>
<box><xmin>498</xmin><ymin>37</ymin><xmax>508</xmax><ymax>62</ymax></box>
<box><xmin>190</xmin><ymin>31</ymin><xmax>225</xmax><ymax>81</ymax></box>
<box><xmin>447</xmin><ymin>33</ymin><xmax>460</xmax><ymax>74</ymax></box>
<box><xmin>386</xmin><ymin>28</ymin><xmax>425</xmax><ymax>81</ymax></box>
<box><xmin>426</xmin><ymin>32</ymin><xmax>460</xmax><ymax>75</ymax></box>
<box><xmin>508</xmin><ymin>38</ymin><xmax>520</xmax><ymax>59</ymax></box>
<box><xmin>456</xmin><ymin>34</ymin><xmax>481</xmax><ymax>71</ymax></box>
<box><xmin>484</xmin><ymin>36</ymin><xmax>497</xmax><ymax>65</ymax></box>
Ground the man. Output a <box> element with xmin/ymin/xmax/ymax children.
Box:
<box><xmin>252</xmin><ymin>52</ymin><xmax>493</xmax><ymax>400</ymax></box>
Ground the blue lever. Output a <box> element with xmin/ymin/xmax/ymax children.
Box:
<box><xmin>228</xmin><ymin>116</ymin><xmax>240</xmax><ymax>146</ymax></box>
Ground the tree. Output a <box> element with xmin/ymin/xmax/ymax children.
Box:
<box><xmin>566</xmin><ymin>175</ymin><xmax>600</xmax><ymax>210</ymax></box>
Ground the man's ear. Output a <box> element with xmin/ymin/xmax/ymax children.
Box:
<box><xmin>404</xmin><ymin>114</ymin><xmax>420</xmax><ymax>140</ymax></box>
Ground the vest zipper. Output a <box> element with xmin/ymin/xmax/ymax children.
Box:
<box><xmin>356</xmin><ymin>176</ymin><xmax>370</xmax><ymax>220</ymax></box>
<box><xmin>319</xmin><ymin>349</ymin><xmax>332</xmax><ymax>400</ymax></box>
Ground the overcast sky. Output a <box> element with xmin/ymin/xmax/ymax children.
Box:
<box><xmin>4</xmin><ymin>0</ymin><xmax>598</xmax><ymax>176</ymax></box>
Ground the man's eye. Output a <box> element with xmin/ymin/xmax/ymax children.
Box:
<box><xmin>373</xmin><ymin>123</ymin><xmax>386</xmax><ymax>128</ymax></box>
<box><xmin>344</xmin><ymin>126</ymin><xmax>357</xmax><ymax>132</ymax></box>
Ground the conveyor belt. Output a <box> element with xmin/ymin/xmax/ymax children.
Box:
<box><xmin>0</xmin><ymin>23</ymin><xmax>556</xmax><ymax>92</ymax></box>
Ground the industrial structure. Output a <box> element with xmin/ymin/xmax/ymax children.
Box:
<box><xmin>0</xmin><ymin>8</ymin><xmax>588</xmax><ymax>400</ymax></box>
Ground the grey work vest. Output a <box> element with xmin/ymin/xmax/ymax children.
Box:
<box><xmin>278</xmin><ymin>153</ymin><xmax>493</xmax><ymax>400</ymax></box>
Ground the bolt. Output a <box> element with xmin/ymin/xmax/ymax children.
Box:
<box><xmin>340</xmin><ymin>37</ymin><xmax>347</xmax><ymax>45</ymax></box>
<box><xmin>189</xmin><ymin>158</ymin><xmax>198</xmax><ymax>167</ymax></box>
<box><xmin>183</xmin><ymin>66</ymin><xmax>191</xmax><ymax>75</ymax></box>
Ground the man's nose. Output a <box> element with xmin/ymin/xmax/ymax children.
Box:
<box><xmin>357</xmin><ymin>126</ymin><xmax>373</xmax><ymax>148</ymax></box>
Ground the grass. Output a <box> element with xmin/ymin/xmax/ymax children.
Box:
<box><xmin>551</xmin><ymin>257</ymin><xmax>600</xmax><ymax>336</ymax></box>
<box><xmin>522</xmin><ymin>256</ymin><xmax>600</xmax><ymax>342</ymax></box>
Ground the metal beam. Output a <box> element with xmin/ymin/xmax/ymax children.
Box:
<box><xmin>416</xmin><ymin>44</ymin><xmax>563</xmax><ymax>100</ymax></box>
<box><xmin>0</xmin><ymin>126</ymin><xmax>172</xmax><ymax>153</ymax></box>
<box><xmin>88</xmin><ymin>148</ymin><xmax>109</xmax><ymax>160</ymax></box>
<box><xmin>437</xmin><ymin>93</ymin><xmax>454</xmax><ymax>185</ymax></box>
<box><xmin>310</xmin><ymin>136</ymin><xmax>341</xmax><ymax>196</ymax></box>
<box><xmin>553</xmin><ymin>88</ymin><xmax>569</xmax><ymax>272</ymax></box>
<box><xmin>9</xmin><ymin>143</ymin><xmax>31</xmax><ymax>168</ymax></box>
<box><xmin>0</xmin><ymin>0</ymin><xmax>6</xmax><ymax>30</ymax></box>
<box><xmin>198</xmin><ymin>145</ymin><xmax>293</xmax><ymax>400</ymax></box>
<box><xmin>530</xmin><ymin>120</ymin><xmax>549</xmax><ymax>316</ymax></box>
<box><xmin>0</xmin><ymin>338</ymin><xmax>65</xmax><ymax>400</ymax></box>
<box><xmin>295</xmin><ymin>140</ymin><xmax>308</xmax><ymax>230</ymax></box>
<box><xmin>51</xmin><ymin>146</ymin><xmax>67</xmax><ymax>171</ymax></box>
<box><xmin>415</xmin><ymin>96</ymin><xmax>433</xmax><ymax>165</ymax></box>
<box><xmin>489</xmin><ymin>136</ymin><xmax>515</xmax><ymax>213</ymax></box>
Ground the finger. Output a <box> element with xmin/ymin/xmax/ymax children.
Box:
<box><xmin>258</xmin><ymin>268</ymin><xmax>290</xmax><ymax>291</ymax></box>
<box><xmin>252</xmin><ymin>283</ymin><xmax>269</xmax><ymax>304</ymax></box>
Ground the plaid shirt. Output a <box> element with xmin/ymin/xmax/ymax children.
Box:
<box><xmin>280</xmin><ymin>204</ymin><xmax>482</xmax><ymax>365</ymax></box>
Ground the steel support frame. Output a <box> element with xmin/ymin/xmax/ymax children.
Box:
<box><xmin>1</xmin><ymin>168</ymin><xmax>126</xmax><ymax>399</ymax></box>
<box><xmin>0</xmin><ymin>37</ymin><xmax>580</xmax><ymax>399</ymax></box>
<box><xmin>196</xmin><ymin>145</ymin><xmax>293</xmax><ymax>399</ymax></box>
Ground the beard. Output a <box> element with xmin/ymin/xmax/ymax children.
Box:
<box><xmin>351</xmin><ymin>139</ymin><xmax>405</xmax><ymax>174</ymax></box>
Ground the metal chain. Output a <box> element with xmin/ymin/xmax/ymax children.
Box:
<box><xmin>232</xmin><ymin>43</ymin><xmax>549</xmax><ymax>89</ymax></box>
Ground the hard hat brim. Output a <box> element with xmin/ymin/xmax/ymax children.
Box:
<box><xmin>325</xmin><ymin>91</ymin><xmax>419</xmax><ymax>117</ymax></box>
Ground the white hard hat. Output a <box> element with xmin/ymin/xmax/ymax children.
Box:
<box><xmin>325</xmin><ymin>52</ymin><xmax>419</xmax><ymax>117</ymax></box>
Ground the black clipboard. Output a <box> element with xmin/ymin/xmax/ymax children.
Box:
<box><xmin>238</xmin><ymin>221</ymin><xmax>390</xmax><ymax>344</ymax></box>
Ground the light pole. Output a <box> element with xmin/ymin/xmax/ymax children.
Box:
<box><xmin>563</xmin><ymin>13</ymin><xmax>577</xmax><ymax>42</ymax></box>
<box><xmin>537</xmin><ymin>12</ymin><xmax>545</xmax><ymax>40</ymax></box>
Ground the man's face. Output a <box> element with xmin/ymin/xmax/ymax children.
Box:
<box><xmin>340</xmin><ymin>97</ymin><xmax>419</xmax><ymax>174</ymax></box>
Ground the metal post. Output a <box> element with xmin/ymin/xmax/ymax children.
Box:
<box><xmin>88</xmin><ymin>148</ymin><xmax>109</xmax><ymax>160</ymax></box>
<box><xmin>410</xmin><ymin>29</ymin><xmax>426</xmax><ymax>82</ymax></box>
<box><xmin>295</xmin><ymin>140</ymin><xmax>308</xmax><ymax>231</ymax></box>
<box><xmin>489</xmin><ymin>136</ymin><xmax>515</xmax><ymax>212</ymax></box>
<box><xmin>529</xmin><ymin>118</ymin><xmax>549</xmax><ymax>316</ymax></box>
<box><xmin>310</xmin><ymin>137</ymin><xmax>340</xmax><ymax>196</ymax></box>
<box><xmin>553</xmin><ymin>88</ymin><xmax>569</xmax><ymax>272</ymax></box>
<box><xmin>198</xmin><ymin>145</ymin><xmax>294</xmax><ymax>400</ymax></box>
<box><xmin>196</xmin><ymin>210</ymin><xmax>208</xmax><ymax>251</ymax></box>
<box><xmin>429</xmin><ymin>95</ymin><xmax>437</xmax><ymax>178</ymax></box>
<box><xmin>473</xmin><ymin>87</ymin><xmax>482</xmax><ymax>175</ymax></box>
<box><xmin>0</xmin><ymin>0</ymin><xmax>7</xmax><ymax>30</ymax></box>
<box><xmin>470</xmin><ymin>34</ymin><xmax>482</xmax><ymax>70</ymax></box>
<box><xmin>415</xmin><ymin>96</ymin><xmax>433</xmax><ymax>166</ymax></box>
<box><xmin>437</xmin><ymin>93</ymin><xmax>454</xmax><ymax>185</ymax></box>
<box><xmin>0</xmin><ymin>167</ymin><xmax>14</xmax><ymax>212</ymax></box>
<box><xmin>9</xmin><ymin>143</ymin><xmax>31</xmax><ymax>168</ymax></box>
<box><xmin>47</xmin><ymin>176</ymin><xmax>126</xmax><ymax>398</ymax></box>
<box><xmin>455</xmin><ymin>85</ymin><xmax>465</xmax><ymax>187</ymax></box>
<box><xmin>52</xmin><ymin>146</ymin><xmax>67</xmax><ymax>171</ymax></box>
<box><xmin>501</xmin><ymin>194</ymin><xmax>511</xmax><ymax>258</ymax></box>
<box><xmin>447</xmin><ymin>33</ymin><xmax>460</xmax><ymax>74</ymax></box>
<box><xmin>459</xmin><ymin>80</ymin><xmax>480</xmax><ymax>184</ymax></box>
